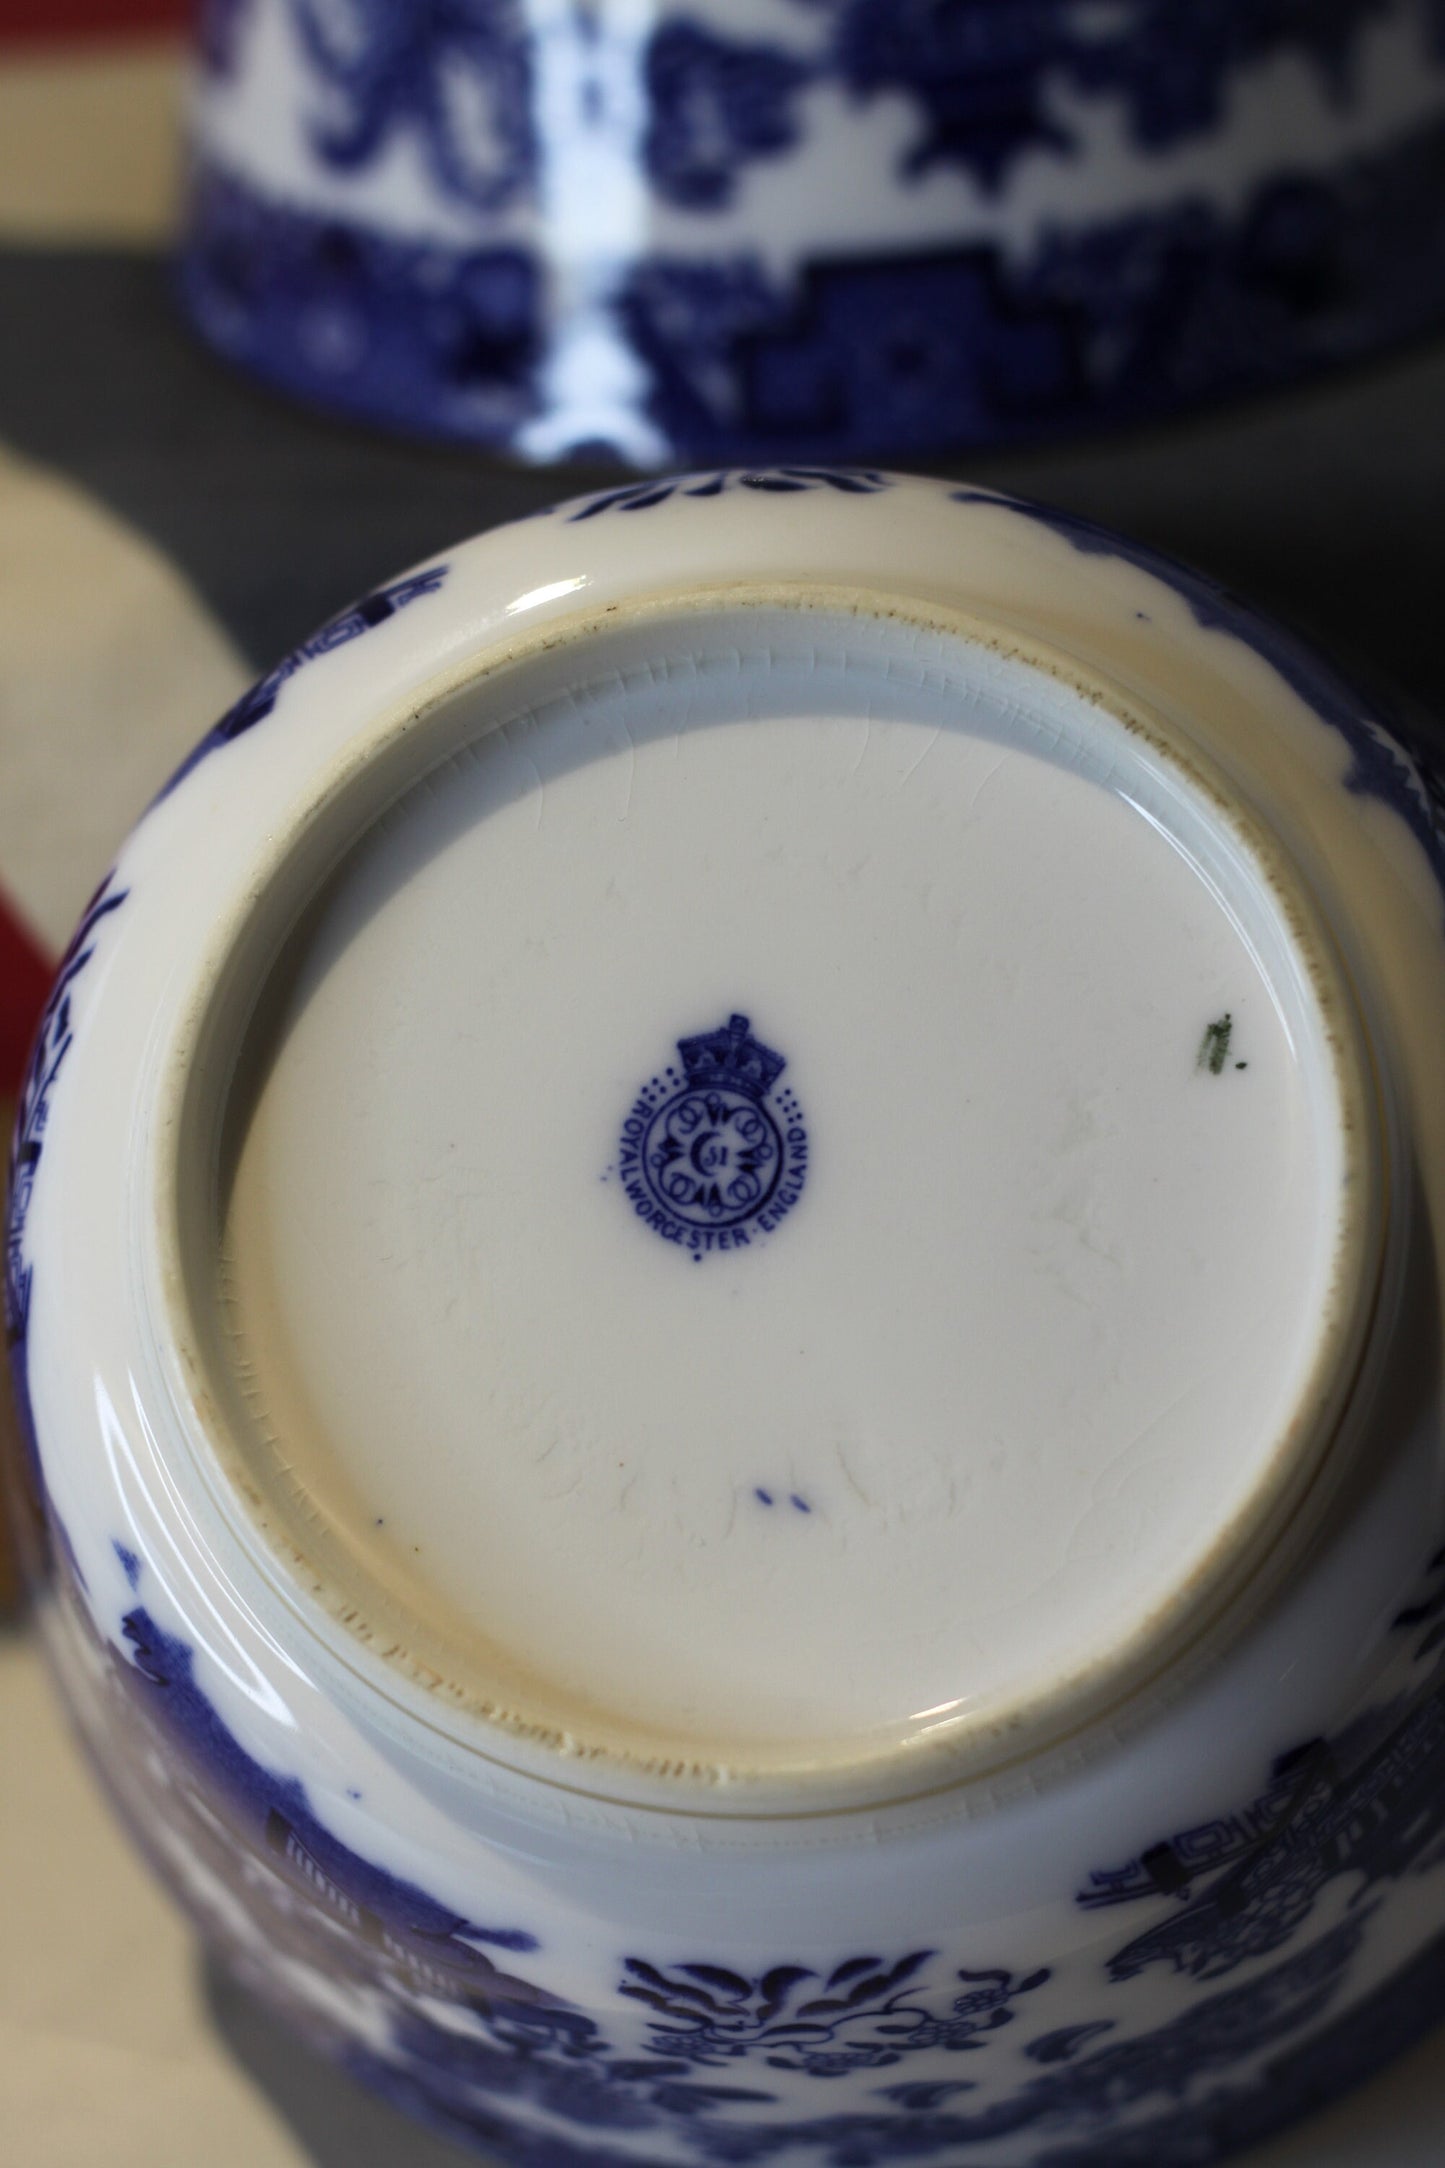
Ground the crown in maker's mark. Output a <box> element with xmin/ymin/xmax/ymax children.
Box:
<box><xmin>616</xmin><ymin>1013</ymin><xmax>808</xmax><ymax>1259</ymax></box>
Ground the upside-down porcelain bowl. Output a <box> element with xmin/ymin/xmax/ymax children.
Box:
<box><xmin>180</xmin><ymin>0</ymin><xmax>1445</xmax><ymax>464</ymax></box>
<box><xmin>6</xmin><ymin>470</ymin><xmax>1445</xmax><ymax>2166</ymax></box>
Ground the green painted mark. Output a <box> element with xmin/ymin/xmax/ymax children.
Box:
<box><xmin>1198</xmin><ymin>1013</ymin><xmax>1234</xmax><ymax>1075</ymax></box>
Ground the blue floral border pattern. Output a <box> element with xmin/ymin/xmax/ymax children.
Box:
<box><xmin>39</xmin><ymin>1526</ymin><xmax>1445</xmax><ymax>2168</ymax></box>
<box><xmin>157</xmin><ymin>563</ymin><xmax>449</xmax><ymax>802</ymax></box>
<box><xmin>182</xmin><ymin>0</ymin><xmax>1445</xmax><ymax>461</ymax></box>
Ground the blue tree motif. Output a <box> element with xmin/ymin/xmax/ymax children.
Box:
<box><xmin>814</xmin><ymin>0</ymin><xmax>1396</xmax><ymax>189</ymax></box>
<box><xmin>66</xmin><ymin>1564</ymin><xmax>1445</xmax><ymax>2164</ymax></box>
<box><xmin>1063</xmin><ymin>1</ymin><xmax>1396</xmax><ymax>147</ymax></box>
<box><xmin>1062</xmin><ymin>1538</ymin><xmax>1445</xmax><ymax>1988</ymax></box>
<box><xmin>644</xmin><ymin>22</ymin><xmax>814</xmax><ymax>208</ymax></box>
<box><xmin>825</xmin><ymin>0</ymin><xmax>1077</xmax><ymax>190</ymax></box>
<box><xmin>291</xmin><ymin>0</ymin><xmax>538</xmax><ymax>212</ymax></box>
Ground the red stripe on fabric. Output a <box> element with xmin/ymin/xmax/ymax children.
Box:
<box><xmin>0</xmin><ymin>891</ymin><xmax>54</xmax><ymax>1098</ymax></box>
<box><xmin>0</xmin><ymin>0</ymin><xmax>188</xmax><ymax>43</ymax></box>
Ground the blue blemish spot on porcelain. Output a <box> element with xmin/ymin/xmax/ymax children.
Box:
<box><xmin>113</xmin><ymin>1541</ymin><xmax>143</xmax><ymax>1589</ymax></box>
<box><xmin>617</xmin><ymin>1013</ymin><xmax>808</xmax><ymax>1258</ymax></box>
<box><xmin>755</xmin><ymin>1488</ymin><xmax>774</xmax><ymax>1507</ymax></box>
<box><xmin>791</xmin><ymin>1494</ymin><xmax>812</xmax><ymax>1514</ymax></box>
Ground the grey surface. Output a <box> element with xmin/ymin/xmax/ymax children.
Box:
<box><xmin>0</xmin><ymin>248</ymin><xmax>1442</xmax><ymax>718</ymax></box>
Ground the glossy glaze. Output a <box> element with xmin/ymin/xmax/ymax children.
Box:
<box><xmin>180</xmin><ymin>2</ymin><xmax>1445</xmax><ymax>462</ymax></box>
<box><xmin>8</xmin><ymin>472</ymin><xmax>1445</xmax><ymax>2166</ymax></box>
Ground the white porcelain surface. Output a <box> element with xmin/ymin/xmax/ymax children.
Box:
<box><xmin>9</xmin><ymin>470</ymin><xmax>1445</xmax><ymax>2166</ymax></box>
<box><xmin>202</xmin><ymin>601</ymin><xmax>1367</xmax><ymax>1800</ymax></box>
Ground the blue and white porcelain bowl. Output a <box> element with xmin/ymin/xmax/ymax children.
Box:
<box><xmin>179</xmin><ymin>1</ymin><xmax>1445</xmax><ymax>463</ymax></box>
<box><xmin>7</xmin><ymin>470</ymin><xmax>1445</xmax><ymax>2165</ymax></box>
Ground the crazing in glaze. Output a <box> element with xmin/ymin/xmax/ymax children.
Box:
<box><xmin>157</xmin><ymin>563</ymin><xmax>449</xmax><ymax>801</ymax></box>
<box><xmin>618</xmin><ymin>1014</ymin><xmax>808</xmax><ymax>1258</ymax></box>
<box><xmin>182</xmin><ymin>1</ymin><xmax>1445</xmax><ymax>461</ymax></box>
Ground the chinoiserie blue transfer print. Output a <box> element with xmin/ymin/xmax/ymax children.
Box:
<box><xmin>182</xmin><ymin>1</ymin><xmax>1445</xmax><ymax>463</ymax></box>
<box><xmin>154</xmin><ymin>564</ymin><xmax>450</xmax><ymax>805</ymax></box>
<box><xmin>561</xmin><ymin>468</ymin><xmax>892</xmax><ymax>520</ymax></box>
<box><xmin>949</xmin><ymin>489</ymin><xmax>1445</xmax><ymax>910</ymax></box>
<box><xmin>40</xmin><ymin>1532</ymin><xmax>1445</xmax><ymax>2168</ymax></box>
<box><xmin>617</xmin><ymin>1014</ymin><xmax>808</xmax><ymax>1258</ymax></box>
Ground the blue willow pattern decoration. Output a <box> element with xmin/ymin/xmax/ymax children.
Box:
<box><xmin>949</xmin><ymin>488</ymin><xmax>1445</xmax><ymax>906</ymax></box>
<box><xmin>5</xmin><ymin>569</ymin><xmax>442</xmax><ymax>1518</ymax></box>
<box><xmin>206</xmin><ymin>2</ymin><xmax>1418</xmax><ymax>201</ymax></box>
<box><xmin>182</xmin><ymin>1</ymin><xmax>1445</xmax><ymax>459</ymax></box>
<box><xmin>156</xmin><ymin>564</ymin><xmax>448</xmax><ymax>801</ymax></box>
<box><xmin>823</xmin><ymin>0</ymin><xmax>1405</xmax><ymax>185</ymax></box>
<box><xmin>48</xmin><ymin>1533</ymin><xmax>1445</xmax><ymax>2166</ymax></box>
<box><xmin>616</xmin><ymin>1952</ymin><xmax>1048</xmax><ymax>2077</ymax></box>
<box><xmin>561</xmin><ymin>468</ymin><xmax>892</xmax><ymax>519</ymax></box>
<box><xmin>644</xmin><ymin>21</ymin><xmax>812</xmax><ymax>209</ymax></box>
<box><xmin>1077</xmin><ymin>1546</ymin><xmax>1445</xmax><ymax>1989</ymax></box>
<box><xmin>291</xmin><ymin>0</ymin><xmax>537</xmax><ymax>213</ymax></box>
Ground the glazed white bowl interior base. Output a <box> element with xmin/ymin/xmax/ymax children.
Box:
<box><xmin>176</xmin><ymin>600</ymin><xmax>1373</xmax><ymax>1806</ymax></box>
